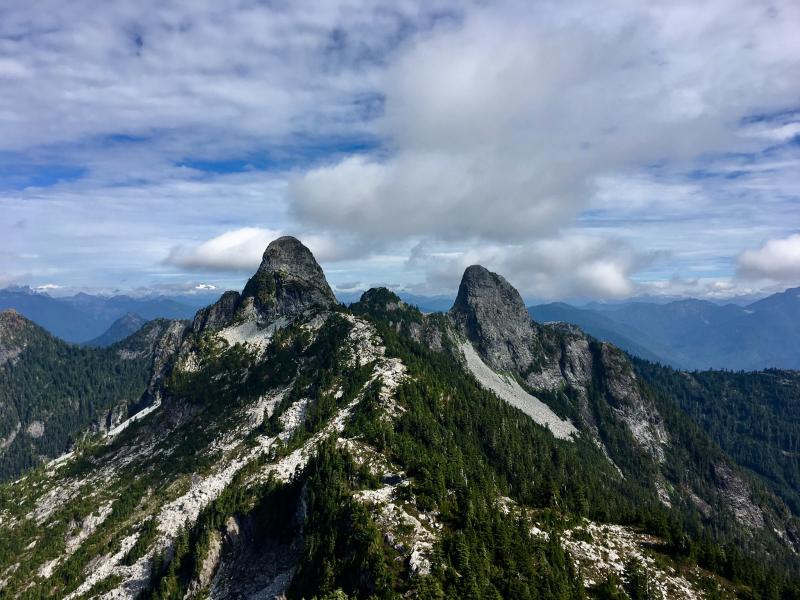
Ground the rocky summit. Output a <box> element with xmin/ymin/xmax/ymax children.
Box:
<box><xmin>449</xmin><ymin>264</ymin><xmax>538</xmax><ymax>372</ymax></box>
<box><xmin>241</xmin><ymin>235</ymin><xmax>337</xmax><ymax>320</ymax></box>
<box><xmin>191</xmin><ymin>236</ymin><xmax>337</xmax><ymax>334</ymax></box>
<box><xmin>1</xmin><ymin>237</ymin><xmax>800</xmax><ymax>600</ymax></box>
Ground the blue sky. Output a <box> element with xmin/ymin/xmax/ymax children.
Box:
<box><xmin>1</xmin><ymin>0</ymin><xmax>799</xmax><ymax>302</ymax></box>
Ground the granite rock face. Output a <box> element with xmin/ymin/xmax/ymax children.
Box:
<box><xmin>114</xmin><ymin>318</ymin><xmax>189</xmax><ymax>408</ymax></box>
<box><xmin>192</xmin><ymin>290</ymin><xmax>241</xmax><ymax>333</ymax></box>
<box><xmin>241</xmin><ymin>236</ymin><xmax>337</xmax><ymax>323</ymax></box>
<box><xmin>447</xmin><ymin>265</ymin><xmax>669</xmax><ymax>464</ymax></box>
<box><xmin>449</xmin><ymin>265</ymin><xmax>538</xmax><ymax>372</ymax></box>
<box><xmin>598</xmin><ymin>343</ymin><xmax>669</xmax><ymax>463</ymax></box>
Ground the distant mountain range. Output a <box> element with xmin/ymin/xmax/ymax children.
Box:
<box><xmin>531</xmin><ymin>286</ymin><xmax>800</xmax><ymax>371</ymax></box>
<box><xmin>4</xmin><ymin>283</ymin><xmax>800</xmax><ymax>371</ymax></box>
<box><xmin>0</xmin><ymin>287</ymin><xmax>208</xmax><ymax>343</ymax></box>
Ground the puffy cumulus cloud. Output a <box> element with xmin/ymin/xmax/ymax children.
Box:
<box><xmin>290</xmin><ymin>0</ymin><xmax>800</xmax><ymax>241</ymax></box>
<box><xmin>165</xmin><ymin>227</ymin><xmax>371</xmax><ymax>272</ymax></box>
<box><xmin>737</xmin><ymin>234</ymin><xmax>800</xmax><ymax>282</ymax></box>
<box><xmin>166</xmin><ymin>227</ymin><xmax>281</xmax><ymax>271</ymax></box>
<box><xmin>407</xmin><ymin>235</ymin><xmax>651</xmax><ymax>300</ymax></box>
<box><xmin>290</xmin><ymin>147</ymin><xmax>579</xmax><ymax>241</ymax></box>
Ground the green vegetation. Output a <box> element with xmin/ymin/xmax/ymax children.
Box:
<box><xmin>241</xmin><ymin>268</ymin><xmax>277</xmax><ymax>309</ymax></box>
<box><xmin>353</xmin><ymin>297</ymin><xmax>800</xmax><ymax>598</ymax></box>
<box><xmin>0</xmin><ymin>319</ymin><xmax>152</xmax><ymax>480</ymax></box>
<box><xmin>4</xmin><ymin>291</ymin><xmax>800</xmax><ymax>599</ymax></box>
<box><xmin>635</xmin><ymin>361</ymin><xmax>800</xmax><ymax>514</ymax></box>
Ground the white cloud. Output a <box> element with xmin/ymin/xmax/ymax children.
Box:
<box><xmin>290</xmin><ymin>0</ymin><xmax>800</xmax><ymax>241</ymax></box>
<box><xmin>407</xmin><ymin>234</ymin><xmax>650</xmax><ymax>300</ymax></box>
<box><xmin>1</xmin><ymin>0</ymin><xmax>799</xmax><ymax>299</ymax></box>
<box><xmin>164</xmin><ymin>227</ymin><xmax>372</xmax><ymax>272</ymax></box>
<box><xmin>742</xmin><ymin>119</ymin><xmax>800</xmax><ymax>142</ymax></box>
<box><xmin>737</xmin><ymin>234</ymin><xmax>800</xmax><ymax>282</ymax></box>
<box><xmin>166</xmin><ymin>228</ymin><xmax>282</xmax><ymax>272</ymax></box>
<box><xmin>0</xmin><ymin>0</ymin><xmax>450</xmax><ymax>155</ymax></box>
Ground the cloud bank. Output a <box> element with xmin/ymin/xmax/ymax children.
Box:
<box><xmin>290</xmin><ymin>1</ymin><xmax>800</xmax><ymax>243</ymax></box>
<box><xmin>407</xmin><ymin>235</ymin><xmax>654</xmax><ymax>300</ymax></box>
<box><xmin>738</xmin><ymin>234</ymin><xmax>800</xmax><ymax>282</ymax></box>
<box><xmin>166</xmin><ymin>228</ymin><xmax>281</xmax><ymax>272</ymax></box>
<box><xmin>0</xmin><ymin>0</ymin><xmax>798</xmax><ymax>299</ymax></box>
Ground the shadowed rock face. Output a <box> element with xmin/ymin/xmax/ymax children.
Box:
<box><xmin>192</xmin><ymin>290</ymin><xmax>241</xmax><ymax>333</ymax></box>
<box><xmin>449</xmin><ymin>265</ymin><xmax>538</xmax><ymax>372</ymax></box>
<box><xmin>448</xmin><ymin>265</ymin><xmax>671</xmax><ymax>463</ymax></box>
<box><xmin>241</xmin><ymin>236</ymin><xmax>337</xmax><ymax>322</ymax></box>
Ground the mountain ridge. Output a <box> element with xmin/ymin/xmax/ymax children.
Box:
<box><xmin>1</xmin><ymin>239</ymin><xmax>799</xmax><ymax>599</ymax></box>
<box><xmin>531</xmin><ymin>287</ymin><xmax>800</xmax><ymax>370</ymax></box>
<box><xmin>0</xmin><ymin>310</ymin><xmax>187</xmax><ymax>479</ymax></box>
<box><xmin>0</xmin><ymin>288</ymin><xmax>199</xmax><ymax>343</ymax></box>
<box><xmin>85</xmin><ymin>312</ymin><xmax>149</xmax><ymax>347</ymax></box>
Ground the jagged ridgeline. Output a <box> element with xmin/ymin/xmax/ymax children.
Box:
<box><xmin>1</xmin><ymin>236</ymin><xmax>799</xmax><ymax>599</ymax></box>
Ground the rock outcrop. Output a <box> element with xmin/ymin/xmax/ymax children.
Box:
<box><xmin>447</xmin><ymin>265</ymin><xmax>669</xmax><ymax>462</ymax></box>
<box><xmin>240</xmin><ymin>236</ymin><xmax>337</xmax><ymax>323</ymax></box>
<box><xmin>192</xmin><ymin>290</ymin><xmax>241</xmax><ymax>333</ymax></box>
<box><xmin>449</xmin><ymin>265</ymin><xmax>538</xmax><ymax>372</ymax></box>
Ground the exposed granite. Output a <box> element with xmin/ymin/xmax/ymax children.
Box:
<box><xmin>192</xmin><ymin>290</ymin><xmax>241</xmax><ymax>333</ymax></box>
<box><xmin>240</xmin><ymin>236</ymin><xmax>337</xmax><ymax>323</ymax></box>
<box><xmin>449</xmin><ymin>265</ymin><xmax>538</xmax><ymax>372</ymax></box>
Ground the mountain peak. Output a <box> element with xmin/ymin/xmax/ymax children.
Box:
<box><xmin>240</xmin><ymin>236</ymin><xmax>337</xmax><ymax>321</ymax></box>
<box><xmin>452</xmin><ymin>265</ymin><xmax>531</xmax><ymax>326</ymax></box>
<box><xmin>0</xmin><ymin>309</ymin><xmax>40</xmax><ymax>365</ymax></box>
<box><xmin>261</xmin><ymin>236</ymin><xmax>320</xmax><ymax>273</ymax></box>
<box><xmin>85</xmin><ymin>312</ymin><xmax>148</xmax><ymax>347</ymax></box>
<box><xmin>0</xmin><ymin>308</ymin><xmax>30</xmax><ymax>331</ymax></box>
<box><xmin>450</xmin><ymin>265</ymin><xmax>537</xmax><ymax>371</ymax></box>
